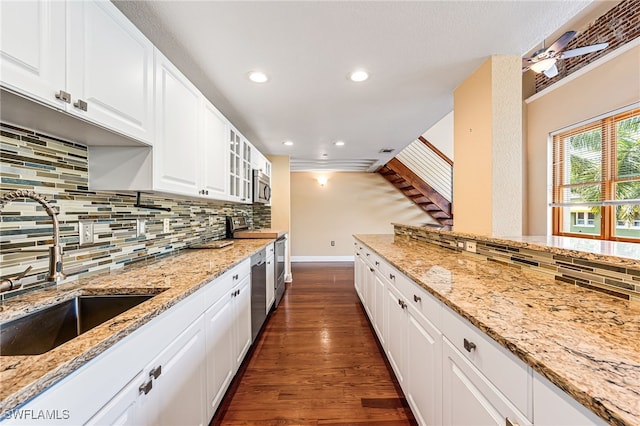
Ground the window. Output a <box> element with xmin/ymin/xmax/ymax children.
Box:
<box><xmin>552</xmin><ymin>108</ymin><xmax>640</xmax><ymax>242</ymax></box>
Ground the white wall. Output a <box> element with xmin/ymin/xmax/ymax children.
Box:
<box><xmin>422</xmin><ymin>111</ymin><xmax>454</xmax><ymax>161</ymax></box>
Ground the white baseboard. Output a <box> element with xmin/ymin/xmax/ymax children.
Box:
<box><xmin>291</xmin><ymin>256</ymin><xmax>354</xmax><ymax>262</ymax></box>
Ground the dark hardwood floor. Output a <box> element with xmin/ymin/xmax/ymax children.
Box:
<box><xmin>211</xmin><ymin>262</ymin><xmax>416</xmax><ymax>425</ymax></box>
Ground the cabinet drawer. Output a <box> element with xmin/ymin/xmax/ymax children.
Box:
<box><xmin>441</xmin><ymin>305</ymin><xmax>532</xmax><ymax>417</ymax></box>
<box><xmin>202</xmin><ymin>259</ymin><xmax>251</xmax><ymax>303</ymax></box>
<box><xmin>405</xmin><ymin>280</ymin><xmax>442</xmax><ymax>330</ymax></box>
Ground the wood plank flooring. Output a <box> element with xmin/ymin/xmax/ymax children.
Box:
<box><xmin>211</xmin><ymin>262</ymin><xmax>416</xmax><ymax>425</ymax></box>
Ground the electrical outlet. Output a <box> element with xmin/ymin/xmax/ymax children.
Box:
<box><xmin>163</xmin><ymin>218</ymin><xmax>170</xmax><ymax>233</ymax></box>
<box><xmin>457</xmin><ymin>241</ymin><xmax>464</xmax><ymax>249</ymax></box>
<box><xmin>79</xmin><ymin>221</ymin><xmax>94</xmax><ymax>245</ymax></box>
<box><xmin>465</xmin><ymin>241</ymin><xmax>477</xmax><ymax>253</ymax></box>
<box><xmin>136</xmin><ymin>219</ymin><xmax>146</xmax><ymax>237</ymax></box>
<box><xmin>208</xmin><ymin>216</ymin><xmax>214</xmax><ymax>227</ymax></box>
<box><xmin>331</xmin><ymin>240</ymin><xmax>335</xmax><ymax>247</ymax></box>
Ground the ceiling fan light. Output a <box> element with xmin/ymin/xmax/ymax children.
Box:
<box><xmin>529</xmin><ymin>58</ymin><xmax>556</xmax><ymax>73</ymax></box>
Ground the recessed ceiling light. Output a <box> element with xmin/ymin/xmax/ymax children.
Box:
<box><xmin>349</xmin><ymin>70</ymin><xmax>369</xmax><ymax>82</ymax></box>
<box><xmin>283</xmin><ymin>141</ymin><xmax>294</xmax><ymax>146</ymax></box>
<box><xmin>334</xmin><ymin>141</ymin><xmax>345</xmax><ymax>147</ymax></box>
<box><xmin>248</xmin><ymin>71</ymin><xmax>269</xmax><ymax>83</ymax></box>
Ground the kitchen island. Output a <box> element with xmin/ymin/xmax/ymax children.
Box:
<box><xmin>0</xmin><ymin>239</ymin><xmax>272</xmax><ymax>422</ymax></box>
<box><xmin>354</xmin><ymin>230</ymin><xmax>639</xmax><ymax>426</ymax></box>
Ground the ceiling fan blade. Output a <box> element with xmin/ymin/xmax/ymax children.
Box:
<box><xmin>545</xmin><ymin>30</ymin><xmax>577</xmax><ymax>55</ymax></box>
<box><xmin>543</xmin><ymin>63</ymin><xmax>559</xmax><ymax>78</ymax></box>
<box><xmin>560</xmin><ymin>42</ymin><xmax>609</xmax><ymax>59</ymax></box>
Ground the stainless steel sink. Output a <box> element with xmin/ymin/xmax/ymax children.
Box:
<box><xmin>0</xmin><ymin>294</ymin><xmax>155</xmax><ymax>356</ymax></box>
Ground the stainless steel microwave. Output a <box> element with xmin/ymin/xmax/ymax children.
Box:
<box><xmin>253</xmin><ymin>170</ymin><xmax>271</xmax><ymax>204</ymax></box>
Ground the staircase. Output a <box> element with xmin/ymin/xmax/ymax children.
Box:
<box><xmin>378</xmin><ymin>136</ymin><xmax>453</xmax><ymax>228</ymax></box>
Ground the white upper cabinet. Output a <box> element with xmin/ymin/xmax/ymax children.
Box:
<box><xmin>201</xmin><ymin>100</ymin><xmax>228</xmax><ymax>199</ymax></box>
<box><xmin>228</xmin><ymin>127</ymin><xmax>252</xmax><ymax>203</ymax></box>
<box><xmin>0</xmin><ymin>0</ymin><xmax>154</xmax><ymax>145</ymax></box>
<box><xmin>0</xmin><ymin>0</ymin><xmax>66</xmax><ymax>107</ymax></box>
<box><xmin>66</xmin><ymin>1</ymin><xmax>154</xmax><ymax>144</ymax></box>
<box><xmin>153</xmin><ymin>49</ymin><xmax>201</xmax><ymax>196</ymax></box>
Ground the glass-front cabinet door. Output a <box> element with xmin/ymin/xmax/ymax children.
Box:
<box><xmin>229</xmin><ymin>128</ymin><xmax>242</xmax><ymax>200</ymax></box>
<box><xmin>242</xmin><ymin>141</ymin><xmax>252</xmax><ymax>203</ymax></box>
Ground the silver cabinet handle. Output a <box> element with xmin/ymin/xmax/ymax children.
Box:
<box><xmin>505</xmin><ymin>418</ymin><xmax>519</xmax><ymax>426</ymax></box>
<box><xmin>463</xmin><ymin>338</ymin><xmax>477</xmax><ymax>352</ymax></box>
<box><xmin>413</xmin><ymin>294</ymin><xmax>421</xmax><ymax>303</ymax></box>
<box><xmin>73</xmin><ymin>99</ymin><xmax>88</xmax><ymax>111</ymax></box>
<box><xmin>369</xmin><ymin>267</ymin><xmax>374</xmax><ymax>272</ymax></box>
<box><xmin>389</xmin><ymin>274</ymin><xmax>395</xmax><ymax>280</ymax></box>
<box><xmin>55</xmin><ymin>90</ymin><xmax>71</xmax><ymax>103</ymax></box>
<box><xmin>375</xmin><ymin>261</ymin><xmax>379</xmax><ymax>266</ymax></box>
<box><xmin>139</xmin><ymin>380</ymin><xmax>152</xmax><ymax>395</ymax></box>
<box><xmin>149</xmin><ymin>365</ymin><xmax>162</xmax><ymax>379</ymax></box>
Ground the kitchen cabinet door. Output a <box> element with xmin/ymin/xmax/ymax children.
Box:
<box><xmin>533</xmin><ymin>372</ymin><xmax>605</xmax><ymax>426</ymax></box>
<box><xmin>205</xmin><ymin>293</ymin><xmax>235</xmax><ymax>420</ymax></box>
<box><xmin>406</xmin><ymin>306</ymin><xmax>442</xmax><ymax>426</ymax></box>
<box><xmin>0</xmin><ymin>0</ymin><xmax>66</xmax><ymax>108</ymax></box>
<box><xmin>145</xmin><ymin>315</ymin><xmax>207</xmax><ymax>426</ymax></box>
<box><xmin>385</xmin><ymin>282</ymin><xmax>407</xmax><ymax>386</ymax></box>
<box><xmin>201</xmin><ymin>100</ymin><xmax>229</xmax><ymax>200</ymax></box>
<box><xmin>154</xmin><ymin>49</ymin><xmax>201</xmax><ymax>196</ymax></box>
<box><xmin>442</xmin><ymin>338</ymin><xmax>531</xmax><ymax>426</ymax></box>
<box><xmin>233</xmin><ymin>275</ymin><xmax>253</xmax><ymax>366</ymax></box>
<box><xmin>67</xmin><ymin>0</ymin><xmax>154</xmax><ymax>144</ymax></box>
<box><xmin>373</xmin><ymin>273</ymin><xmax>386</xmax><ymax>346</ymax></box>
<box><xmin>85</xmin><ymin>370</ymin><xmax>147</xmax><ymax>426</ymax></box>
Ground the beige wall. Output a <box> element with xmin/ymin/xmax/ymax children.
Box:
<box><xmin>290</xmin><ymin>172</ymin><xmax>436</xmax><ymax>258</ymax></box>
<box><xmin>453</xmin><ymin>55</ymin><xmax>523</xmax><ymax>237</ymax></box>
<box><xmin>526</xmin><ymin>44</ymin><xmax>640</xmax><ymax>235</ymax></box>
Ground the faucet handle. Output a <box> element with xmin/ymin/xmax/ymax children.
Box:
<box><xmin>0</xmin><ymin>265</ymin><xmax>33</xmax><ymax>292</ymax></box>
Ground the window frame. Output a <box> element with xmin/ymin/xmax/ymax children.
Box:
<box><xmin>552</xmin><ymin>108</ymin><xmax>640</xmax><ymax>243</ymax></box>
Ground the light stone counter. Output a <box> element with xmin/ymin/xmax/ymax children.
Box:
<box><xmin>0</xmin><ymin>239</ymin><xmax>272</xmax><ymax>417</ymax></box>
<box><xmin>354</xmin><ymin>233</ymin><xmax>640</xmax><ymax>426</ymax></box>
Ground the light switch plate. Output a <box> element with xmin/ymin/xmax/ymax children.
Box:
<box><xmin>136</xmin><ymin>219</ymin><xmax>146</xmax><ymax>237</ymax></box>
<box><xmin>79</xmin><ymin>221</ymin><xmax>94</xmax><ymax>245</ymax></box>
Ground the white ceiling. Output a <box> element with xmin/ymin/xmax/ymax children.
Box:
<box><xmin>114</xmin><ymin>0</ymin><xmax>600</xmax><ymax>172</ymax></box>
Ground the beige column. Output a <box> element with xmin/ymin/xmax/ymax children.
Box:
<box><xmin>453</xmin><ymin>55</ymin><xmax>523</xmax><ymax>237</ymax></box>
<box><xmin>268</xmin><ymin>155</ymin><xmax>292</xmax><ymax>281</ymax></box>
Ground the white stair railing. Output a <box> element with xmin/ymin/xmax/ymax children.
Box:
<box><xmin>395</xmin><ymin>138</ymin><xmax>452</xmax><ymax>202</ymax></box>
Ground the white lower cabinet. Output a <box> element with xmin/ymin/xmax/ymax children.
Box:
<box><xmin>5</xmin><ymin>259</ymin><xmax>254</xmax><ymax>426</ymax></box>
<box><xmin>353</xmin><ymin>239</ymin><xmax>605</xmax><ymax>426</ymax></box>
<box><xmin>406</xmin><ymin>304</ymin><xmax>442</xmax><ymax>426</ymax></box>
<box><xmin>442</xmin><ymin>338</ymin><xmax>531</xmax><ymax>426</ymax></box>
<box><xmin>533</xmin><ymin>372</ymin><xmax>605</xmax><ymax>426</ymax></box>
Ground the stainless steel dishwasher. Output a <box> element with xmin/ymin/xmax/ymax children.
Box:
<box><xmin>250</xmin><ymin>248</ymin><xmax>267</xmax><ymax>342</ymax></box>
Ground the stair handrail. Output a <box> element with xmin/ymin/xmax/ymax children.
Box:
<box><xmin>417</xmin><ymin>136</ymin><xmax>453</xmax><ymax>166</ymax></box>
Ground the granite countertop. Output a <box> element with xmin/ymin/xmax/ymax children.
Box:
<box><xmin>354</xmin><ymin>234</ymin><xmax>640</xmax><ymax>426</ymax></box>
<box><xmin>0</xmin><ymin>239</ymin><xmax>272</xmax><ymax>416</ymax></box>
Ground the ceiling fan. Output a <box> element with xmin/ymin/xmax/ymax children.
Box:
<box><xmin>522</xmin><ymin>31</ymin><xmax>609</xmax><ymax>78</ymax></box>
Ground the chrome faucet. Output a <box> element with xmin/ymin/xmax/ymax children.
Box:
<box><xmin>0</xmin><ymin>190</ymin><xmax>66</xmax><ymax>286</ymax></box>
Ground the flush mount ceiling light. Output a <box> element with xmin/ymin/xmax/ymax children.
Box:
<box><xmin>334</xmin><ymin>141</ymin><xmax>345</xmax><ymax>147</ymax></box>
<box><xmin>349</xmin><ymin>70</ymin><xmax>369</xmax><ymax>82</ymax></box>
<box><xmin>283</xmin><ymin>141</ymin><xmax>294</xmax><ymax>146</ymax></box>
<box><xmin>248</xmin><ymin>71</ymin><xmax>269</xmax><ymax>83</ymax></box>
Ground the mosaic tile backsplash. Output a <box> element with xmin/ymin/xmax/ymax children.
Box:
<box><xmin>0</xmin><ymin>123</ymin><xmax>270</xmax><ymax>300</ymax></box>
<box><xmin>394</xmin><ymin>224</ymin><xmax>640</xmax><ymax>301</ymax></box>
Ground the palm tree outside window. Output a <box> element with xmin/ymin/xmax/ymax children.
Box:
<box><xmin>552</xmin><ymin>108</ymin><xmax>640</xmax><ymax>242</ymax></box>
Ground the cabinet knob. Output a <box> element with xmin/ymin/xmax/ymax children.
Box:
<box><xmin>233</xmin><ymin>274</ymin><xmax>239</xmax><ymax>280</ymax></box>
<box><xmin>55</xmin><ymin>90</ymin><xmax>71</xmax><ymax>103</ymax></box>
<box><xmin>366</xmin><ymin>253</ymin><xmax>370</xmax><ymax>257</ymax></box>
<box><xmin>139</xmin><ymin>380</ymin><xmax>153</xmax><ymax>395</ymax></box>
<box><xmin>149</xmin><ymin>365</ymin><xmax>162</xmax><ymax>379</ymax></box>
<box><xmin>73</xmin><ymin>99</ymin><xmax>88</xmax><ymax>111</ymax></box>
<box><xmin>389</xmin><ymin>274</ymin><xmax>395</xmax><ymax>280</ymax></box>
<box><xmin>463</xmin><ymin>338</ymin><xmax>477</xmax><ymax>353</ymax></box>
<box><xmin>369</xmin><ymin>267</ymin><xmax>374</xmax><ymax>272</ymax></box>
<box><xmin>375</xmin><ymin>261</ymin><xmax>379</xmax><ymax>266</ymax></box>
<box><xmin>413</xmin><ymin>294</ymin><xmax>421</xmax><ymax>303</ymax></box>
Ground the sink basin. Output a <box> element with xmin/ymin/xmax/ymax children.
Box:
<box><xmin>0</xmin><ymin>294</ymin><xmax>155</xmax><ymax>356</ymax></box>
